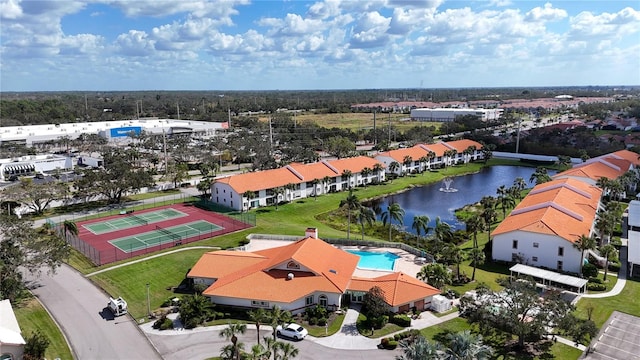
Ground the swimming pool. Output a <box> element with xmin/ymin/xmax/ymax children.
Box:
<box><xmin>347</xmin><ymin>250</ymin><xmax>399</xmax><ymax>271</ymax></box>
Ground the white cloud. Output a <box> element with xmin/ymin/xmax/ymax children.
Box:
<box><xmin>115</xmin><ymin>30</ymin><xmax>156</xmax><ymax>56</ymax></box>
<box><xmin>0</xmin><ymin>0</ymin><xmax>23</xmax><ymax>19</ymax></box>
<box><xmin>349</xmin><ymin>11</ymin><xmax>391</xmax><ymax>48</ymax></box>
<box><xmin>525</xmin><ymin>2</ymin><xmax>567</xmax><ymax>22</ymax></box>
<box><xmin>569</xmin><ymin>7</ymin><xmax>640</xmax><ymax>38</ymax></box>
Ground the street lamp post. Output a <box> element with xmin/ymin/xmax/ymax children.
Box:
<box><xmin>146</xmin><ymin>283</ymin><xmax>151</xmax><ymax>318</ymax></box>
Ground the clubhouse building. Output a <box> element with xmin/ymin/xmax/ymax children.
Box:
<box><xmin>188</xmin><ymin>228</ymin><xmax>440</xmax><ymax>314</ymax></box>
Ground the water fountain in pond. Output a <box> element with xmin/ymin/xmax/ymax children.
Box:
<box><xmin>439</xmin><ymin>177</ymin><xmax>458</xmax><ymax>193</ymax></box>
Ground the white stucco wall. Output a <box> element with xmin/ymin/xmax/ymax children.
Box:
<box><xmin>493</xmin><ymin>230</ymin><xmax>582</xmax><ymax>274</ymax></box>
<box><xmin>211</xmin><ymin>182</ymin><xmax>242</xmax><ymax>211</ymax></box>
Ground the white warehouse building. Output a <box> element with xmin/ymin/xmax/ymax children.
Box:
<box><xmin>410</xmin><ymin>108</ymin><xmax>502</xmax><ymax>122</ymax></box>
<box><xmin>0</xmin><ymin>119</ymin><xmax>227</xmax><ymax>146</ymax></box>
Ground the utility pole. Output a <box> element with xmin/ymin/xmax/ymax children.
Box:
<box><xmin>162</xmin><ymin>128</ymin><xmax>168</xmax><ymax>175</ymax></box>
<box><xmin>269</xmin><ymin>117</ymin><xmax>273</xmax><ymax>151</ymax></box>
<box><xmin>373</xmin><ymin>111</ymin><xmax>377</xmax><ymax>145</ymax></box>
<box><xmin>515</xmin><ymin>117</ymin><xmax>522</xmax><ymax>154</ymax></box>
<box><xmin>388</xmin><ymin>113</ymin><xmax>391</xmax><ymax>145</ymax></box>
<box><xmin>177</xmin><ymin>102</ymin><xmax>180</xmax><ymax>120</ymax></box>
<box><xmin>146</xmin><ymin>283</ymin><xmax>151</xmax><ymax>318</ymax></box>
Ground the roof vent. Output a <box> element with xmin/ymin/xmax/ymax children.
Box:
<box><xmin>305</xmin><ymin>227</ymin><xmax>318</xmax><ymax>239</ymax></box>
<box><xmin>287</xmin><ymin>273</ymin><xmax>294</xmax><ymax>280</ymax></box>
<box><xmin>329</xmin><ymin>269</ymin><xmax>337</xmax><ymax>274</ymax></box>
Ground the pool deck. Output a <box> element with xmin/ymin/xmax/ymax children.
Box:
<box><xmin>247</xmin><ymin>239</ymin><xmax>423</xmax><ymax>278</ymax></box>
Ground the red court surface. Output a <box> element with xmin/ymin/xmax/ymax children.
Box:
<box><xmin>68</xmin><ymin>203</ymin><xmax>252</xmax><ymax>265</ymax></box>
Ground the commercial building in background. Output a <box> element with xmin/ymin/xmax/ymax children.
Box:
<box><xmin>0</xmin><ymin>154</ymin><xmax>72</xmax><ymax>181</ymax></box>
<box><xmin>0</xmin><ymin>119</ymin><xmax>227</xmax><ymax>146</ymax></box>
<box><xmin>410</xmin><ymin>108</ymin><xmax>502</xmax><ymax>122</ymax></box>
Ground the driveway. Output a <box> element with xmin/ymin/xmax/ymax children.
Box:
<box><xmin>25</xmin><ymin>264</ymin><xmax>160</xmax><ymax>360</ymax></box>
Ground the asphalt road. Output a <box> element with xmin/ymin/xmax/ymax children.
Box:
<box><xmin>148</xmin><ymin>328</ymin><xmax>400</xmax><ymax>360</ymax></box>
<box><xmin>25</xmin><ymin>264</ymin><xmax>161</xmax><ymax>360</ymax></box>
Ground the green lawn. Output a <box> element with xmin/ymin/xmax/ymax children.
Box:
<box><xmin>89</xmin><ymin>247</ymin><xmax>211</xmax><ymax>321</ymax></box>
<box><xmin>13</xmin><ymin>297</ymin><xmax>74</xmax><ymax>360</ymax></box>
<box><xmin>356</xmin><ymin>313</ymin><xmax>404</xmax><ymax>338</ymax></box>
<box><xmin>576</xmin><ymin>278</ymin><xmax>640</xmax><ymax>328</ymax></box>
<box><xmin>306</xmin><ymin>313</ymin><xmax>346</xmax><ymax>337</ymax></box>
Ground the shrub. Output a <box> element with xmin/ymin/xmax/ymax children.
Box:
<box><xmin>152</xmin><ymin>316</ymin><xmax>174</xmax><ymax>330</ymax></box>
<box><xmin>317</xmin><ymin>317</ymin><xmax>327</xmax><ymax>326</ymax></box>
<box><xmin>385</xmin><ymin>340</ymin><xmax>398</xmax><ymax>350</ymax></box>
<box><xmin>587</xmin><ymin>283</ymin><xmax>606</xmax><ymax>291</ymax></box>
<box><xmin>369</xmin><ymin>315</ymin><xmax>389</xmax><ymax>329</ymax></box>
<box><xmin>608</xmin><ymin>262</ymin><xmax>621</xmax><ymax>272</ymax></box>
<box><xmin>391</xmin><ymin>314</ymin><xmax>412</xmax><ymax>327</ymax></box>
<box><xmin>24</xmin><ymin>331</ymin><xmax>50</xmax><ymax>360</ymax></box>
<box><xmin>582</xmin><ymin>263</ymin><xmax>598</xmax><ymax>278</ymax></box>
<box><xmin>588</xmin><ymin>277</ymin><xmax>603</xmax><ymax>284</ymax></box>
<box><xmin>380</xmin><ymin>337</ymin><xmax>390</xmax><ymax>347</ymax></box>
<box><xmin>308</xmin><ymin>317</ymin><xmax>318</xmax><ymax>326</ymax></box>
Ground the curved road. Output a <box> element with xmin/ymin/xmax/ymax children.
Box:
<box><xmin>25</xmin><ymin>264</ymin><xmax>160</xmax><ymax>360</ymax></box>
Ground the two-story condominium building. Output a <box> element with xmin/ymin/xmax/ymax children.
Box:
<box><xmin>553</xmin><ymin>149</ymin><xmax>639</xmax><ymax>186</ymax></box>
<box><xmin>492</xmin><ymin>178</ymin><xmax>602</xmax><ymax>275</ymax></box>
<box><xmin>375</xmin><ymin>139</ymin><xmax>483</xmax><ymax>176</ymax></box>
<box><xmin>211</xmin><ymin>156</ymin><xmax>385</xmax><ymax>212</ymax></box>
<box><xmin>628</xmin><ymin>200</ymin><xmax>640</xmax><ymax>278</ymax></box>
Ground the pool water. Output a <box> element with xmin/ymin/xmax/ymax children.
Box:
<box><xmin>347</xmin><ymin>250</ymin><xmax>399</xmax><ymax>271</ymax></box>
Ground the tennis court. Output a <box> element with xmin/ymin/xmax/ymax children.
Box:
<box><xmin>108</xmin><ymin>220</ymin><xmax>222</xmax><ymax>253</ymax></box>
<box><xmin>83</xmin><ymin>208</ymin><xmax>187</xmax><ymax>235</ymax></box>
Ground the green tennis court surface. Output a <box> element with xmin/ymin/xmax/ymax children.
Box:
<box><xmin>109</xmin><ymin>220</ymin><xmax>222</xmax><ymax>253</ymax></box>
<box><xmin>83</xmin><ymin>208</ymin><xmax>187</xmax><ymax>234</ymax></box>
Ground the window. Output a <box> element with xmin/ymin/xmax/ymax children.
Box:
<box><xmin>512</xmin><ymin>240</ymin><xmax>518</xmax><ymax>249</ymax></box>
<box><xmin>305</xmin><ymin>296</ymin><xmax>314</xmax><ymax>306</ymax></box>
<box><xmin>557</xmin><ymin>261</ymin><xmax>563</xmax><ymax>271</ymax></box>
<box><xmin>558</xmin><ymin>247</ymin><xmax>564</xmax><ymax>257</ymax></box>
<box><xmin>533</xmin><ymin>242</ymin><xmax>539</xmax><ymax>248</ymax></box>
<box><xmin>251</xmin><ymin>300</ymin><xmax>269</xmax><ymax>308</ymax></box>
<box><xmin>532</xmin><ymin>256</ymin><xmax>538</xmax><ymax>262</ymax></box>
<box><xmin>319</xmin><ymin>295</ymin><xmax>328</xmax><ymax>307</ymax></box>
<box><xmin>286</xmin><ymin>261</ymin><xmax>300</xmax><ymax>269</ymax></box>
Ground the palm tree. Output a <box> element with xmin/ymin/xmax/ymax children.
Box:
<box><xmin>360</xmin><ymin>167</ymin><xmax>372</xmax><ymax>186</ymax></box>
<box><xmin>418</xmin><ymin>155</ymin><xmax>429</xmax><ymax>173</ymax></box>
<box><xmin>340</xmin><ymin>190</ymin><xmax>360</xmax><ymax>239</ymax></box>
<box><xmin>443</xmin><ymin>330</ymin><xmax>493</xmax><ymax>360</ymax></box>
<box><xmin>356</xmin><ymin>206</ymin><xmax>376</xmax><ymax>241</ymax></box>
<box><xmin>417</xmin><ymin>263</ymin><xmax>452</xmax><ymax>290</ymax></box>
<box><xmin>262</xmin><ymin>337</ymin><xmax>276</xmax><ymax>360</ymax></box>
<box><xmin>433</xmin><ymin>217</ymin><xmax>453</xmax><ymax>257</ymax></box>
<box><xmin>267</xmin><ymin>305</ymin><xmax>293</xmax><ymax>342</ymax></box>
<box><xmin>243</xmin><ymin>190</ymin><xmax>257</xmax><ymax>212</ymax></box>
<box><xmin>402</xmin><ymin>155</ymin><xmax>413</xmax><ymax>175</ymax></box>
<box><xmin>310</xmin><ymin>178</ymin><xmax>320</xmax><ymax>199</ymax></box>
<box><xmin>412</xmin><ymin>215</ymin><xmax>431</xmax><ymax>248</ymax></box>
<box><xmin>220</xmin><ymin>344</ymin><xmax>239</xmax><ymax>360</ymax></box>
<box><xmin>372</xmin><ymin>163</ymin><xmax>384</xmax><ymax>182</ymax></box>
<box><xmin>219</xmin><ymin>322</ymin><xmax>248</xmax><ymax>360</ymax></box>
<box><xmin>480</xmin><ymin>196</ymin><xmax>497</xmax><ymax>242</ymax></box>
<box><xmin>341</xmin><ymin>169</ymin><xmax>353</xmax><ymax>190</ymax></box>
<box><xmin>248</xmin><ymin>308</ymin><xmax>269</xmax><ymax>346</ymax></box>
<box><xmin>426</xmin><ymin>150</ymin><xmax>436</xmax><ymax>169</ymax></box>
<box><xmin>599</xmin><ymin>244</ymin><xmax>618</xmax><ymax>281</ymax></box>
<box><xmin>496</xmin><ymin>188</ymin><xmax>516</xmax><ymax>219</ymax></box>
<box><xmin>464</xmin><ymin>213</ymin><xmax>485</xmax><ymax>281</ymax></box>
<box><xmin>389</xmin><ymin>161</ymin><xmax>400</xmax><ymax>180</ymax></box>
<box><xmin>574</xmin><ymin>235</ymin><xmax>597</xmax><ymax>277</ymax></box>
<box><xmin>469</xmin><ymin>248</ymin><xmax>486</xmax><ymax>282</ymax></box>
<box><xmin>444</xmin><ymin>244</ymin><xmax>465</xmax><ymax>281</ymax></box>
<box><xmin>322</xmin><ymin>176</ymin><xmax>331</xmax><ymax>194</ymax></box>
<box><xmin>513</xmin><ymin>177</ymin><xmax>527</xmax><ymax>200</ymax></box>
<box><xmin>529</xmin><ymin>166</ymin><xmax>551</xmax><ymax>185</ymax></box>
<box><xmin>273</xmin><ymin>187</ymin><xmax>285</xmax><ymax>210</ymax></box>
<box><xmin>62</xmin><ymin>220</ymin><xmax>78</xmax><ymax>240</ymax></box>
<box><xmin>276</xmin><ymin>342</ymin><xmax>299</xmax><ymax>360</ymax></box>
<box><xmin>396</xmin><ymin>336</ymin><xmax>441</xmax><ymax>360</ymax></box>
<box><xmin>248</xmin><ymin>344</ymin><xmax>269</xmax><ymax>360</ymax></box>
<box><xmin>381</xmin><ymin>202</ymin><xmax>405</xmax><ymax>242</ymax></box>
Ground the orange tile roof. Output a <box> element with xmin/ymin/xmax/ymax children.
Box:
<box><xmin>601</xmin><ymin>149</ymin><xmax>640</xmax><ymax>166</ymax></box>
<box><xmin>201</xmin><ymin>238</ymin><xmax>360</xmax><ymax>302</ymax></box>
<box><xmin>492</xmin><ymin>178</ymin><xmax>601</xmax><ymax>243</ymax></box>
<box><xmin>216</xmin><ymin>156</ymin><xmax>384</xmax><ymax>194</ymax></box>
<box><xmin>442</xmin><ymin>139</ymin><xmax>483</xmax><ymax>152</ymax></box>
<box><xmin>328</xmin><ymin>156</ymin><xmax>385</xmax><ymax>173</ymax></box>
<box><xmin>187</xmin><ymin>251</ymin><xmax>266</xmax><ymax>280</ymax></box>
<box><xmin>215</xmin><ymin>167</ymin><xmax>302</xmax><ymax>194</ymax></box>
<box><xmin>377</xmin><ymin>146</ymin><xmax>432</xmax><ymax>163</ymax></box>
<box><xmin>554</xmin><ymin>159</ymin><xmax>629</xmax><ymax>182</ymax></box>
<box><xmin>349</xmin><ymin>272</ymin><xmax>440</xmax><ymax>306</ymax></box>
<box><xmin>420</xmin><ymin>142</ymin><xmax>450</xmax><ymax>157</ymax></box>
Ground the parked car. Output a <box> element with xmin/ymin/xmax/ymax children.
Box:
<box><xmin>276</xmin><ymin>323</ymin><xmax>308</xmax><ymax>340</ymax></box>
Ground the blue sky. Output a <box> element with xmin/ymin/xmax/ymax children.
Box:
<box><xmin>1</xmin><ymin>0</ymin><xmax>639</xmax><ymax>91</ymax></box>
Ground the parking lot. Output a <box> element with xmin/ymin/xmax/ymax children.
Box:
<box><xmin>585</xmin><ymin>311</ymin><xmax>640</xmax><ymax>360</ymax></box>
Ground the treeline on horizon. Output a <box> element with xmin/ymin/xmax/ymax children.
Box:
<box><xmin>1</xmin><ymin>86</ymin><xmax>638</xmax><ymax>127</ymax></box>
